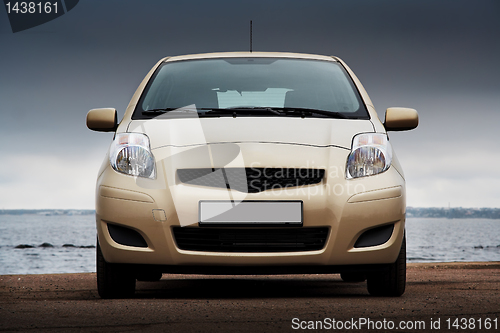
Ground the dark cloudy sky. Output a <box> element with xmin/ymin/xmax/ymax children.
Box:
<box><xmin>0</xmin><ymin>0</ymin><xmax>499</xmax><ymax>209</ymax></box>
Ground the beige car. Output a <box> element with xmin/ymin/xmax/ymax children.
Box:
<box><xmin>87</xmin><ymin>52</ymin><xmax>418</xmax><ymax>298</ymax></box>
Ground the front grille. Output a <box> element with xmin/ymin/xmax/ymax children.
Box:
<box><xmin>177</xmin><ymin>168</ymin><xmax>325</xmax><ymax>193</ymax></box>
<box><xmin>172</xmin><ymin>227</ymin><xmax>329</xmax><ymax>252</ymax></box>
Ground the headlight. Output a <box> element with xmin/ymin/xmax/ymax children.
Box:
<box><xmin>346</xmin><ymin>133</ymin><xmax>392</xmax><ymax>179</ymax></box>
<box><xmin>109</xmin><ymin>133</ymin><xmax>156</xmax><ymax>179</ymax></box>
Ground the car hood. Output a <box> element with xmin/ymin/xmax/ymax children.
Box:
<box><xmin>126</xmin><ymin>117</ymin><xmax>374</xmax><ymax>150</ymax></box>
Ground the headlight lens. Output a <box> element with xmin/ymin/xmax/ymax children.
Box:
<box><xmin>346</xmin><ymin>133</ymin><xmax>392</xmax><ymax>179</ymax></box>
<box><xmin>109</xmin><ymin>133</ymin><xmax>156</xmax><ymax>179</ymax></box>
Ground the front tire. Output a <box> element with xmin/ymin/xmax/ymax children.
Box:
<box><xmin>367</xmin><ymin>234</ymin><xmax>406</xmax><ymax>297</ymax></box>
<box><xmin>96</xmin><ymin>239</ymin><xmax>136</xmax><ymax>299</ymax></box>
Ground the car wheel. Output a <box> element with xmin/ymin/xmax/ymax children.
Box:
<box><xmin>340</xmin><ymin>272</ymin><xmax>366</xmax><ymax>282</ymax></box>
<box><xmin>367</xmin><ymin>234</ymin><xmax>406</xmax><ymax>297</ymax></box>
<box><xmin>96</xmin><ymin>239</ymin><xmax>136</xmax><ymax>299</ymax></box>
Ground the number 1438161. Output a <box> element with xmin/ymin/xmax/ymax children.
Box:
<box><xmin>5</xmin><ymin>2</ymin><xmax>58</xmax><ymax>14</ymax></box>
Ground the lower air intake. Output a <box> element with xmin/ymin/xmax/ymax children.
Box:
<box><xmin>108</xmin><ymin>223</ymin><xmax>148</xmax><ymax>248</ymax></box>
<box><xmin>172</xmin><ymin>227</ymin><xmax>329</xmax><ymax>252</ymax></box>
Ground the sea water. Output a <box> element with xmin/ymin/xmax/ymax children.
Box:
<box><xmin>406</xmin><ymin>218</ymin><xmax>500</xmax><ymax>262</ymax></box>
<box><xmin>0</xmin><ymin>214</ymin><xmax>96</xmax><ymax>275</ymax></box>
<box><xmin>0</xmin><ymin>215</ymin><xmax>499</xmax><ymax>275</ymax></box>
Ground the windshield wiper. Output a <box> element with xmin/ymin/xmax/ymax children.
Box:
<box><xmin>142</xmin><ymin>107</ymin><xmax>348</xmax><ymax>119</ymax></box>
<box><xmin>142</xmin><ymin>108</ymin><xmax>177</xmax><ymax>114</ymax></box>
<box><xmin>267</xmin><ymin>107</ymin><xmax>348</xmax><ymax>119</ymax></box>
<box><xmin>201</xmin><ymin>107</ymin><xmax>347</xmax><ymax>119</ymax></box>
<box><xmin>199</xmin><ymin>107</ymin><xmax>282</xmax><ymax>117</ymax></box>
<box><xmin>142</xmin><ymin>108</ymin><xmax>198</xmax><ymax>114</ymax></box>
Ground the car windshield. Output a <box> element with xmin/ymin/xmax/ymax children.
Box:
<box><xmin>133</xmin><ymin>57</ymin><xmax>369</xmax><ymax>119</ymax></box>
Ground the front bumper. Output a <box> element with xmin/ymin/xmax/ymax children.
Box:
<box><xmin>96</xmin><ymin>145</ymin><xmax>406</xmax><ymax>269</ymax></box>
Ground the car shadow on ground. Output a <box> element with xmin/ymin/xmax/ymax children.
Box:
<box><xmin>134</xmin><ymin>276</ymin><xmax>370</xmax><ymax>299</ymax></box>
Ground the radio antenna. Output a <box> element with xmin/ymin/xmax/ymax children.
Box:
<box><xmin>250</xmin><ymin>20</ymin><xmax>253</xmax><ymax>52</ymax></box>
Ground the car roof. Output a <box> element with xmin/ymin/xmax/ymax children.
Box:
<box><xmin>163</xmin><ymin>52</ymin><xmax>339</xmax><ymax>63</ymax></box>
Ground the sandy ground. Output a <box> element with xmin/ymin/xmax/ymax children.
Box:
<box><xmin>0</xmin><ymin>262</ymin><xmax>499</xmax><ymax>332</ymax></box>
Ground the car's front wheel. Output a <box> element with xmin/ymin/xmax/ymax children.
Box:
<box><xmin>366</xmin><ymin>234</ymin><xmax>406</xmax><ymax>297</ymax></box>
<box><xmin>96</xmin><ymin>239</ymin><xmax>136</xmax><ymax>299</ymax></box>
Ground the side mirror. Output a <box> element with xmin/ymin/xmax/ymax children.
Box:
<box><xmin>86</xmin><ymin>108</ymin><xmax>117</xmax><ymax>132</ymax></box>
<box><xmin>384</xmin><ymin>107</ymin><xmax>418</xmax><ymax>131</ymax></box>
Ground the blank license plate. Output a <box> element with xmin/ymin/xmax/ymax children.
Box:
<box><xmin>199</xmin><ymin>201</ymin><xmax>303</xmax><ymax>226</ymax></box>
